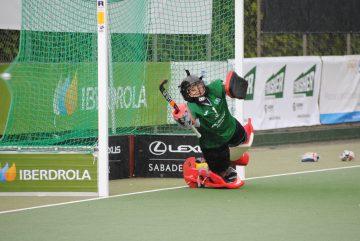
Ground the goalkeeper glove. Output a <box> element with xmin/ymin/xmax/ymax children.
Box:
<box><xmin>172</xmin><ymin>103</ymin><xmax>198</xmax><ymax>129</ymax></box>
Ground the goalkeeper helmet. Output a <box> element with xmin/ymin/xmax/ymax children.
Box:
<box><xmin>179</xmin><ymin>70</ymin><xmax>207</xmax><ymax>102</ymax></box>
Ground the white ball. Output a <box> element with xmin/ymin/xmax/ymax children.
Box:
<box><xmin>340</xmin><ymin>150</ymin><xmax>355</xmax><ymax>161</ymax></box>
<box><xmin>1</xmin><ymin>72</ymin><xmax>11</xmax><ymax>80</ymax></box>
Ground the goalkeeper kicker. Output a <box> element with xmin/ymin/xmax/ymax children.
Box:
<box><xmin>172</xmin><ymin>70</ymin><xmax>254</xmax><ymax>189</ymax></box>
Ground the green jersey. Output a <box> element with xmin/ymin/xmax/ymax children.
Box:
<box><xmin>187</xmin><ymin>79</ymin><xmax>237</xmax><ymax>149</ymax></box>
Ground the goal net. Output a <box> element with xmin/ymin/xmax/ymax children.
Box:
<box><xmin>0</xmin><ymin>0</ymin><xmax>236</xmax><ymax>150</ymax></box>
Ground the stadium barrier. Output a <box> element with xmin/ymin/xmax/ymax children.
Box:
<box><xmin>0</xmin><ymin>153</ymin><xmax>97</xmax><ymax>195</ymax></box>
<box><xmin>242</xmin><ymin>56</ymin><xmax>322</xmax><ymax>130</ymax></box>
<box><xmin>134</xmin><ymin>135</ymin><xmax>201</xmax><ymax>178</ymax></box>
<box><xmin>319</xmin><ymin>55</ymin><xmax>360</xmax><ymax>124</ymax></box>
<box><xmin>108</xmin><ymin>135</ymin><xmax>130</xmax><ymax>179</ymax></box>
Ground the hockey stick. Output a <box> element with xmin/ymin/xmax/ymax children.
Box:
<box><xmin>159</xmin><ymin>79</ymin><xmax>201</xmax><ymax>138</ymax></box>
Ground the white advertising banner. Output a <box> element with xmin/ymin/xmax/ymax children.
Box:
<box><xmin>242</xmin><ymin>57</ymin><xmax>322</xmax><ymax>130</ymax></box>
<box><xmin>319</xmin><ymin>56</ymin><xmax>360</xmax><ymax>124</ymax></box>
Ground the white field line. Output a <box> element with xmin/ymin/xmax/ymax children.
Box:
<box><xmin>1</xmin><ymin>164</ymin><xmax>360</xmax><ymax>215</ymax></box>
<box><xmin>0</xmin><ymin>186</ymin><xmax>186</xmax><ymax>215</ymax></box>
<box><xmin>245</xmin><ymin>165</ymin><xmax>360</xmax><ymax>181</ymax></box>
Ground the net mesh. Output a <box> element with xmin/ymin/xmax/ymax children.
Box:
<box><xmin>0</xmin><ymin>0</ymin><xmax>97</xmax><ymax>148</ymax></box>
<box><xmin>0</xmin><ymin>0</ymin><xmax>235</xmax><ymax>149</ymax></box>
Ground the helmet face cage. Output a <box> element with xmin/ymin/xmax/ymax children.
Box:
<box><xmin>179</xmin><ymin>70</ymin><xmax>207</xmax><ymax>102</ymax></box>
<box><xmin>180</xmin><ymin>78</ymin><xmax>206</xmax><ymax>102</ymax></box>
<box><xmin>187</xmin><ymin>81</ymin><xmax>206</xmax><ymax>98</ymax></box>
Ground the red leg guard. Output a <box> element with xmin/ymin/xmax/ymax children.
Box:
<box><xmin>183</xmin><ymin>157</ymin><xmax>244</xmax><ymax>189</ymax></box>
<box><xmin>233</xmin><ymin>152</ymin><xmax>249</xmax><ymax>166</ymax></box>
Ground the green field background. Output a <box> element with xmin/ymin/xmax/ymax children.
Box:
<box><xmin>0</xmin><ymin>167</ymin><xmax>359</xmax><ymax>241</ymax></box>
<box><xmin>0</xmin><ymin>139</ymin><xmax>359</xmax><ymax>241</ymax></box>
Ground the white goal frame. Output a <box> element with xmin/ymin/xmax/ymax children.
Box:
<box><xmin>96</xmin><ymin>0</ymin><xmax>244</xmax><ymax>196</ymax></box>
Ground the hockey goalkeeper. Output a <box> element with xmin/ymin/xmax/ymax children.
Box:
<box><xmin>173</xmin><ymin>70</ymin><xmax>254</xmax><ymax>189</ymax></box>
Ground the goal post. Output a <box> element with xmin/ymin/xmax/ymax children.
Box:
<box><xmin>235</xmin><ymin>0</ymin><xmax>246</xmax><ymax>180</ymax></box>
<box><xmin>97</xmin><ymin>0</ymin><xmax>109</xmax><ymax>197</ymax></box>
